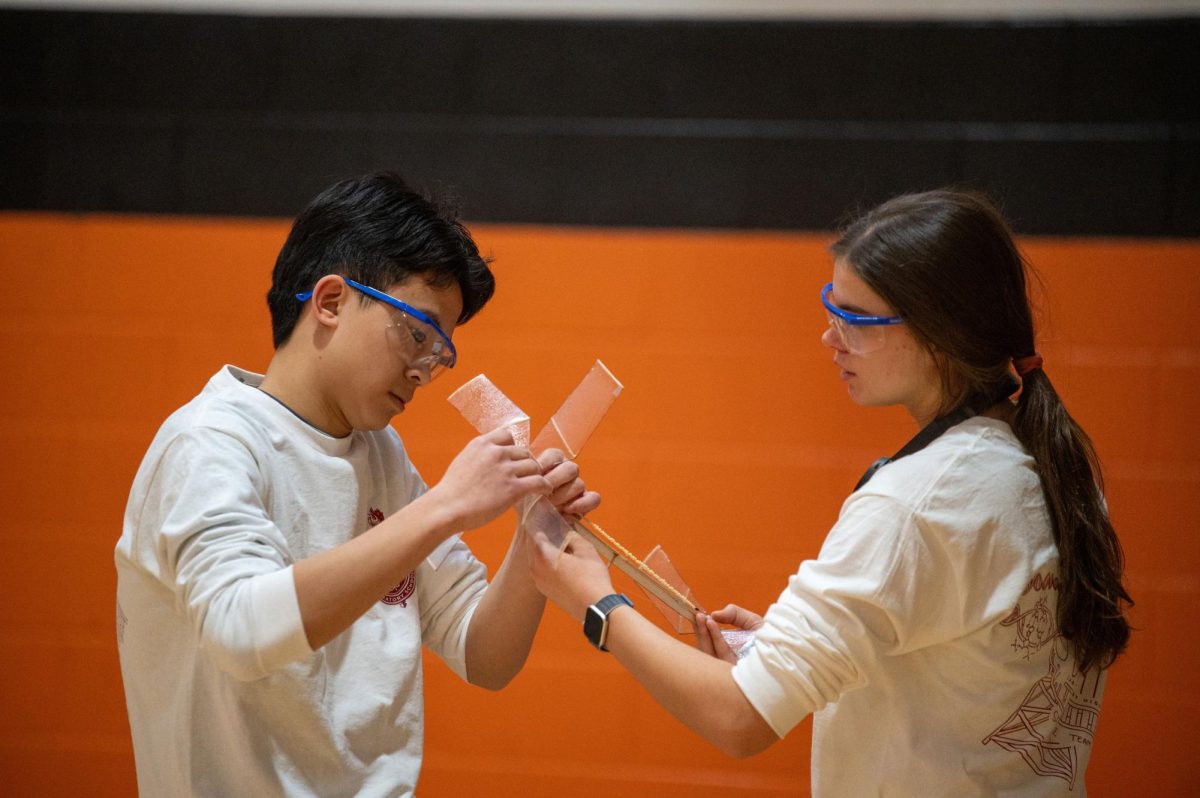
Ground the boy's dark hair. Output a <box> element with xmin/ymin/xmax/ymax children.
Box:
<box><xmin>267</xmin><ymin>172</ymin><xmax>495</xmax><ymax>348</ymax></box>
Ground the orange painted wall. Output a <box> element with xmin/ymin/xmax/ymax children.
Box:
<box><xmin>1</xmin><ymin>213</ymin><xmax>1196</xmax><ymax>796</ymax></box>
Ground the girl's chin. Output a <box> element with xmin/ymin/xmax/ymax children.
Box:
<box><xmin>845</xmin><ymin>384</ymin><xmax>883</xmax><ymax>408</ymax></box>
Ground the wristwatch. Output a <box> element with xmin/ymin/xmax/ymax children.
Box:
<box><xmin>583</xmin><ymin>593</ymin><xmax>634</xmax><ymax>652</ymax></box>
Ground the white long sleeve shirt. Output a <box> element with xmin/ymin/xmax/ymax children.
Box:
<box><xmin>733</xmin><ymin>417</ymin><xmax>1104</xmax><ymax>796</ymax></box>
<box><xmin>115</xmin><ymin>365</ymin><xmax>484</xmax><ymax>797</ymax></box>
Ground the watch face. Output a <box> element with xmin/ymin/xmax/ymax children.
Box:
<box><xmin>583</xmin><ymin>605</ymin><xmax>606</xmax><ymax>650</ymax></box>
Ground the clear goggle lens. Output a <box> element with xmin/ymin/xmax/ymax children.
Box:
<box><xmin>387</xmin><ymin>312</ymin><xmax>455</xmax><ymax>381</ymax></box>
<box><xmin>820</xmin><ymin>282</ymin><xmax>902</xmax><ymax>355</ymax></box>
<box><xmin>825</xmin><ymin>313</ymin><xmax>890</xmax><ymax>355</ymax></box>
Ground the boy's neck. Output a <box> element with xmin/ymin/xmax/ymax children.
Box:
<box><xmin>259</xmin><ymin>346</ymin><xmax>351</xmax><ymax>438</ymax></box>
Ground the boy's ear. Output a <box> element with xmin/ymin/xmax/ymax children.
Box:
<box><xmin>308</xmin><ymin>275</ymin><xmax>348</xmax><ymax>330</ymax></box>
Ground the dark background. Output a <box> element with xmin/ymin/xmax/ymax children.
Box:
<box><xmin>2</xmin><ymin>9</ymin><xmax>1197</xmax><ymax>235</ymax></box>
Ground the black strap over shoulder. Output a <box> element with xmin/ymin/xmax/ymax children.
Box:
<box><xmin>852</xmin><ymin>378</ymin><xmax>1017</xmax><ymax>492</ymax></box>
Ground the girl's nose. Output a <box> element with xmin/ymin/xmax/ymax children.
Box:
<box><xmin>821</xmin><ymin>323</ymin><xmax>846</xmax><ymax>352</ymax></box>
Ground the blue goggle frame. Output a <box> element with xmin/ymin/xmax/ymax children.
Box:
<box><xmin>297</xmin><ymin>278</ymin><xmax>457</xmax><ymax>369</ymax></box>
<box><xmin>820</xmin><ymin>282</ymin><xmax>904</xmax><ymax>327</ymax></box>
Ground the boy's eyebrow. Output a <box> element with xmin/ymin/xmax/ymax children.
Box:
<box><xmin>402</xmin><ymin>300</ymin><xmax>445</xmax><ymax>329</ymax></box>
<box><xmin>417</xmin><ymin>306</ymin><xmax>445</xmax><ymax>328</ymax></box>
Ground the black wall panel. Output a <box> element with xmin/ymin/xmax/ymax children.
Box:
<box><xmin>1</xmin><ymin>10</ymin><xmax>1196</xmax><ymax>235</ymax></box>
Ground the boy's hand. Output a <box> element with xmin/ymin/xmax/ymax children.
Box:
<box><xmin>536</xmin><ymin>448</ymin><xmax>601</xmax><ymax>517</ymax></box>
<box><xmin>430</xmin><ymin>427</ymin><xmax>551</xmax><ymax>531</ymax></box>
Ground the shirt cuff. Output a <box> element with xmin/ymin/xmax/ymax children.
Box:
<box><xmin>249</xmin><ymin>565</ymin><xmax>313</xmax><ymax>672</ymax></box>
<box><xmin>731</xmin><ymin>645</ymin><xmax>809</xmax><ymax>739</ymax></box>
<box><xmin>426</xmin><ymin>532</ymin><xmax>463</xmax><ymax>570</ymax></box>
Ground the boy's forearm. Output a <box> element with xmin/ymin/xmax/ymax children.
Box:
<box><xmin>464</xmin><ymin>530</ymin><xmax>547</xmax><ymax>690</ymax></box>
<box><xmin>293</xmin><ymin>490</ymin><xmax>458</xmax><ymax>650</ymax></box>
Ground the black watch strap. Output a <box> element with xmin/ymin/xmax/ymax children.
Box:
<box><xmin>583</xmin><ymin>593</ymin><xmax>633</xmax><ymax>651</ymax></box>
<box><xmin>594</xmin><ymin>593</ymin><xmax>633</xmax><ymax>616</ymax></box>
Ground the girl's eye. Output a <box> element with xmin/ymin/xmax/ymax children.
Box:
<box><xmin>409</xmin><ymin>326</ymin><xmax>427</xmax><ymax>345</ymax></box>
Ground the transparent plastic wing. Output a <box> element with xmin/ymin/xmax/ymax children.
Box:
<box><xmin>641</xmin><ymin>543</ymin><xmax>756</xmax><ymax>656</ymax></box>
<box><xmin>448</xmin><ymin>361</ymin><xmax>619</xmax><ymax>548</ymax></box>
<box><xmin>447</xmin><ymin>363</ymin><xmax>753</xmax><ymax>655</ymax></box>
<box><xmin>447</xmin><ymin>374</ymin><xmax>531</xmax><ymax>447</ymax></box>
<box><xmin>530</xmin><ymin>360</ymin><xmax>623</xmax><ymax>458</ymax></box>
<box><xmin>642</xmin><ymin>544</ymin><xmax>704</xmax><ymax>633</ymax></box>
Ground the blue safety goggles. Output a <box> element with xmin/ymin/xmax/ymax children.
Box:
<box><xmin>297</xmin><ymin>278</ymin><xmax>457</xmax><ymax>379</ymax></box>
<box><xmin>820</xmin><ymin>282</ymin><xmax>903</xmax><ymax>354</ymax></box>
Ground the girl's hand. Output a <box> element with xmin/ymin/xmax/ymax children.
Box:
<box><xmin>527</xmin><ymin>527</ymin><xmax>615</xmax><ymax>622</ymax></box>
<box><xmin>695</xmin><ymin>604</ymin><xmax>764</xmax><ymax>663</ymax></box>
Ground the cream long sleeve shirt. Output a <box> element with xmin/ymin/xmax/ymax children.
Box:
<box><xmin>116</xmin><ymin>365</ymin><xmax>483</xmax><ymax>797</ymax></box>
<box><xmin>733</xmin><ymin>417</ymin><xmax>1104</xmax><ymax>796</ymax></box>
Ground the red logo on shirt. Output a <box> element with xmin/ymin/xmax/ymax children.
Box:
<box><xmin>382</xmin><ymin>571</ymin><xmax>416</xmax><ymax>607</ymax></box>
<box><xmin>367</xmin><ymin>508</ymin><xmax>416</xmax><ymax>607</ymax></box>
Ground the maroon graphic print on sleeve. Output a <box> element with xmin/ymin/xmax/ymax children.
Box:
<box><xmin>983</xmin><ymin>573</ymin><xmax>1101</xmax><ymax>791</ymax></box>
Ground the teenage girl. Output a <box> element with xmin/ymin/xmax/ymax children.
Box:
<box><xmin>530</xmin><ymin>188</ymin><xmax>1132</xmax><ymax>796</ymax></box>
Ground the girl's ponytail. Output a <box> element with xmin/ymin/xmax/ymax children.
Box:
<box><xmin>1012</xmin><ymin>364</ymin><xmax>1132</xmax><ymax>671</ymax></box>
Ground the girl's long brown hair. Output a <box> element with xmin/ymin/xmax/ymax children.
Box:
<box><xmin>831</xmin><ymin>188</ymin><xmax>1132</xmax><ymax>671</ymax></box>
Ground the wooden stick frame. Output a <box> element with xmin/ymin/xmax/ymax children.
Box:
<box><xmin>569</xmin><ymin>517</ymin><xmax>700</xmax><ymax>620</ymax></box>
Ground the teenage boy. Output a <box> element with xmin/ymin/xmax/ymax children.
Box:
<box><xmin>114</xmin><ymin>172</ymin><xmax>597</xmax><ymax>796</ymax></box>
